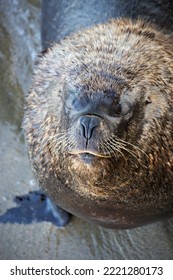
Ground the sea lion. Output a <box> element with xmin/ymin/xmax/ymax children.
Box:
<box><xmin>23</xmin><ymin>18</ymin><xmax>173</xmax><ymax>229</ymax></box>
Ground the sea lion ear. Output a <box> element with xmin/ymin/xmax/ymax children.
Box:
<box><xmin>145</xmin><ymin>96</ymin><xmax>152</xmax><ymax>105</ymax></box>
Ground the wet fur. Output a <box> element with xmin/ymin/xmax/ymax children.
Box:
<box><xmin>24</xmin><ymin>19</ymin><xmax>173</xmax><ymax>228</ymax></box>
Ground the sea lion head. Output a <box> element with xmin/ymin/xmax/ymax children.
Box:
<box><xmin>24</xmin><ymin>19</ymin><xmax>173</xmax><ymax>228</ymax></box>
<box><xmin>60</xmin><ymin>77</ymin><xmax>131</xmax><ymax>161</ymax></box>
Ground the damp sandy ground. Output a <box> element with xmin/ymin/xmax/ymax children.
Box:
<box><xmin>0</xmin><ymin>0</ymin><xmax>173</xmax><ymax>260</ymax></box>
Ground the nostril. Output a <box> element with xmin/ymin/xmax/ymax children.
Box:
<box><xmin>80</xmin><ymin>123</ymin><xmax>86</xmax><ymax>138</ymax></box>
<box><xmin>79</xmin><ymin>116</ymin><xmax>101</xmax><ymax>139</ymax></box>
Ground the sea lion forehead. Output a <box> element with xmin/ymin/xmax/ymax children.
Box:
<box><xmin>67</xmin><ymin>63</ymin><xmax>130</xmax><ymax>93</ymax></box>
<box><xmin>66</xmin><ymin>82</ymin><xmax>120</xmax><ymax>101</ymax></box>
<box><xmin>65</xmin><ymin>76</ymin><xmax>127</xmax><ymax>105</ymax></box>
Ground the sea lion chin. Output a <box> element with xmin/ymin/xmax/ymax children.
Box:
<box><xmin>23</xmin><ymin>18</ymin><xmax>173</xmax><ymax>229</ymax></box>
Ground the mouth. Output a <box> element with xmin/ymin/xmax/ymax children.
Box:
<box><xmin>69</xmin><ymin>151</ymin><xmax>111</xmax><ymax>164</ymax></box>
<box><xmin>69</xmin><ymin>150</ymin><xmax>111</xmax><ymax>157</ymax></box>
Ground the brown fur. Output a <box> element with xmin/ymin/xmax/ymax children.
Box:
<box><xmin>23</xmin><ymin>19</ymin><xmax>173</xmax><ymax>228</ymax></box>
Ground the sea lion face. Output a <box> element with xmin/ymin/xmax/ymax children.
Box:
<box><xmin>24</xmin><ymin>19</ymin><xmax>173</xmax><ymax>228</ymax></box>
<box><xmin>62</xmin><ymin>83</ymin><xmax>133</xmax><ymax>162</ymax></box>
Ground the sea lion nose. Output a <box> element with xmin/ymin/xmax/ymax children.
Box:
<box><xmin>79</xmin><ymin>116</ymin><xmax>100</xmax><ymax>139</ymax></box>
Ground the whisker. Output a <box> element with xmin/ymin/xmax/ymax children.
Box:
<box><xmin>112</xmin><ymin>136</ymin><xmax>148</xmax><ymax>157</ymax></box>
<box><xmin>100</xmin><ymin>140</ymin><xmax>112</xmax><ymax>157</ymax></box>
<box><xmin>111</xmin><ymin>140</ymin><xmax>139</xmax><ymax>160</ymax></box>
<box><xmin>106</xmin><ymin>138</ymin><xmax>127</xmax><ymax>160</ymax></box>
